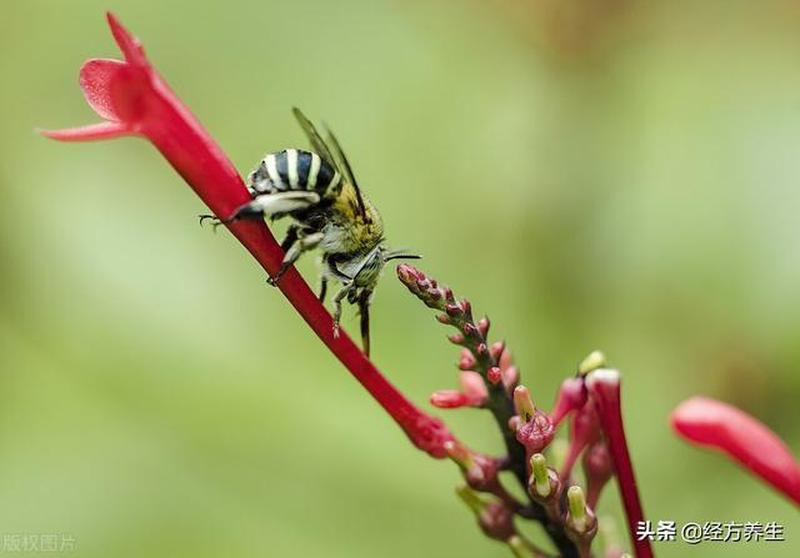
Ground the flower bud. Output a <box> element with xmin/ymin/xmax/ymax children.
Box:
<box><xmin>515</xmin><ymin>412</ymin><xmax>555</xmax><ymax>454</ymax></box>
<box><xmin>513</xmin><ymin>386</ymin><xmax>536</xmax><ymax>422</ymax></box>
<box><xmin>397</xmin><ymin>264</ymin><xmax>455</xmax><ymax>310</ymax></box>
<box><xmin>455</xmin><ymin>486</ymin><xmax>516</xmax><ymax>542</ymax></box>
<box><xmin>583</xmin><ymin>441</ymin><xmax>613</xmax><ymax>508</ymax></box>
<box><xmin>445</xmin><ymin>303</ymin><xmax>462</xmax><ymax>317</ymax></box>
<box><xmin>446</xmin><ymin>441</ymin><xmax>505</xmax><ymax>492</ymax></box>
<box><xmin>447</xmin><ymin>332</ymin><xmax>465</xmax><ymax>345</ymax></box>
<box><xmin>459</xmin><ymin>371</ymin><xmax>488</xmax><ymax>403</ymax></box>
<box><xmin>458</xmin><ymin>349</ymin><xmax>477</xmax><ymax>371</ymax></box>
<box><xmin>502</xmin><ymin>365</ymin><xmax>519</xmax><ymax>392</ymax></box>
<box><xmin>480</xmin><ymin>502</ymin><xmax>516</xmax><ymax>541</ymax></box>
<box><xmin>487</xmin><ymin>366</ymin><xmax>502</xmax><ymax>385</ymax></box>
<box><xmin>431</xmin><ymin>390</ymin><xmax>470</xmax><ymax>409</ymax></box>
<box><xmin>463</xmin><ymin>322</ymin><xmax>480</xmax><ymax>338</ymax></box>
<box><xmin>490</xmin><ymin>341</ymin><xmax>506</xmax><ymax>361</ymax></box>
<box><xmin>565</xmin><ymin>485</ymin><xmax>598</xmax><ymax>542</ymax></box>
<box><xmin>578</xmin><ymin>350</ymin><xmax>607</xmax><ymax>375</ymax></box>
<box><xmin>477</xmin><ymin>316</ymin><xmax>491</xmax><ymax>336</ymax></box>
<box><xmin>529</xmin><ymin>453</ymin><xmax>559</xmax><ymax>500</ymax></box>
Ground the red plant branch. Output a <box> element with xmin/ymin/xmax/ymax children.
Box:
<box><xmin>43</xmin><ymin>12</ymin><xmax>453</xmax><ymax>459</ymax></box>
<box><xmin>672</xmin><ymin>396</ymin><xmax>800</xmax><ymax>506</ymax></box>
<box><xmin>586</xmin><ymin>369</ymin><xmax>653</xmax><ymax>558</ymax></box>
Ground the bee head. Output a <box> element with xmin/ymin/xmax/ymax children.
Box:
<box><xmin>354</xmin><ymin>246</ymin><xmax>422</xmax><ymax>289</ymax></box>
<box><xmin>248</xmin><ymin>162</ymin><xmax>271</xmax><ymax>195</ymax></box>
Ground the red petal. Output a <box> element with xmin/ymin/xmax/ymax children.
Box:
<box><xmin>40</xmin><ymin>121</ymin><xmax>131</xmax><ymax>142</ymax></box>
<box><xmin>672</xmin><ymin>396</ymin><xmax>800</xmax><ymax>505</ymax></box>
<box><xmin>79</xmin><ymin>59</ymin><xmax>127</xmax><ymax>121</ymax></box>
<box><xmin>106</xmin><ymin>12</ymin><xmax>148</xmax><ymax>67</ymax></box>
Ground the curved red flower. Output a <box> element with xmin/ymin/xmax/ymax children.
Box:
<box><xmin>43</xmin><ymin>12</ymin><xmax>454</xmax><ymax>459</ymax></box>
<box><xmin>671</xmin><ymin>396</ymin><xmax>800</xmax><ymax>506</ymax></box>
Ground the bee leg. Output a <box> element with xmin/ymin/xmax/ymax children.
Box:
<box><xmin>280</xmin><ymin>225</ymin><xmax>300</xmax><ymax>251</ymax></box>
<box><xmin>254</xmin><ymin>191</ymin><xmax>320</xmax><ymax>216</ymax></box>
<box><xmin>318</xmin><ymin>255</ymin><xmax>330</xmax><ymax>302</ymax></box>
<box><xmin>332</xmin><ymin>284</ymin><xmax>354</xmax><ymax>338</ymax></box>
<box><xmin>267</xmin><ymin>231</ymin><xmax>324</xmax><ymax>286</ymax></box>
<box><xmin>198</xmin><ymin>213</ymin><xmax>237</xmax><ymax>232</ymax></box>
<box><xmin>357</xmin><ymin>290</ymin><xmax>372</xmax><ymax>357</ymax></box>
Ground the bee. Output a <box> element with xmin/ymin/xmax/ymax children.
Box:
<box><xmin>201</xmin><ymin>108</ymin><xmax>419</xmax><ymax>356</ymax></box>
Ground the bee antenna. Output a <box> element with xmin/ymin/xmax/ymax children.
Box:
<box><xmin>385</xmin><ymin>252</ymin><xmax>422</xmax><ymax>262</ymax></box>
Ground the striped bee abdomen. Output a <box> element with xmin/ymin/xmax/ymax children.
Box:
<box><xmin>249</xmin><ymin>149</ymin><xmax>340</xmax><ymax>197</ymax></box>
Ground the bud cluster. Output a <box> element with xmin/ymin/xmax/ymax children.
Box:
<box><xmin>397</xmin><ymin>264</ymin><xmax>636</xmax><ymax>558</ymax></box>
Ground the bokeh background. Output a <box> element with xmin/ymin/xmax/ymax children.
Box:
<box><xmin>1</xmin><ymin>0</ymin><xmax>799</xmax><ymax>556</ymax></box>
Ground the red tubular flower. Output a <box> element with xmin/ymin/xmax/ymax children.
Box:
<box><xmin>43</xmin><ymin>12</ymin><xmax>454</xmax><ymax>458</ymax></box>
<box><xmin>551</xmin><ymin>377</ymin><xmax>588</xmax><ymax>427</ymax></box>
<box><xmin>559</xmin><ymin>399</ymin><xmax>600</xmax><ymax>481</ymax></box>
<box><xmin>586</xmin><ymin>369</ymin><xmax>653</xmax><ymax>558</ymax></box>
<box><xmin>671</xmin><ymin>396</ymin><xmax>800</xmax><ymax>506</ymax></box>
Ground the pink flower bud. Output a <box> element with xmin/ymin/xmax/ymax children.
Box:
<box><xmin>490</xmin><ymin>341</ymin><xmax>506</xmax><ymax>361</ymax></box>
<box><xmin>445</xmin><ymin>303</ymin><xmax>462</xmax><ymax>317</ymax></box>
<box><xmin>463</xmin><ymin>323</ymin><xmax>480</xmax><ymax>337</ymax></box>
<box><xmin>502</xmin><ymin>365</ymin><xmax>519</xmax><ymax>392</ymax></box>
<box><xmin>479</xmin><ymin>502</ymin><xmax>516</xmax><ymax>541</ymax></box>
<box><xmin>499</xmin><ymin>346</ymin><xmax>514</xmax><ymax>371</ymax></box>
<box><xmin>459</xmin><ymin>371</ymin><xmax>488</xmax><ymax>403</ymax></box>
<box><xmin>515</xmin><ymin>412</ymin><xmax>555</xmax><ymax>454</ymax></box>
<box><xmin>583</xmin><ymin>441</ymin><xmax>613</xmax><ymax>508</ymax></box>
<box><xmin>447</xmin><ymin>333</ymin><xmax>465</xmax><ymax>345</ymax></box>
<box><xmin>487</xmin><ymin>367</ymin><xmax>502</xmax><ymax>385</ymax></box>
<box><xmin>431</xmin><ymin>390</ymin><xmax>470</xmax><ymax>409</ymax></box>
<box><xmin>458</xmin><ymin>349</ymin><xmax>477</xmax><ymax>371</ymax></box>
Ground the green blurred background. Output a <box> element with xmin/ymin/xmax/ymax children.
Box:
<box><xmin>1</xmin><ymin>0</ymin><xmax>798</xmax><ymax>556</ymax></box>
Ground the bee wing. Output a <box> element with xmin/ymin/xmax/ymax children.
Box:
<box><xmin>292</xmin><ymin>107</ymin><xmax>336</xmax><ymax>166</ymax></box>
<box><xmin>324</xmin><ymin>125</ymin><xmax>369</xmax><ymax>220</ymax></box>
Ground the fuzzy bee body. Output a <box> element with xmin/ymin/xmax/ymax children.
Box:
<box><xmin>249</xmin><ymin>149</ymin><xmax>341</xmax><ymax>197</ymax></box>
<box><xmin>201</xmin><ymin>108</ymin><xmax>417</xmax><ymax>356</ymax></box>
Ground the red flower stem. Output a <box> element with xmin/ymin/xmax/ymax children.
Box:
<box><xmin>586</xmin><ymin>370</ymin><xmax>653</xmax><ymax>558</ymax></box>
<box><xmin>157</xmin><ymin>90</ymin><xmax>454</xmax><ymax>459</ymax></box>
